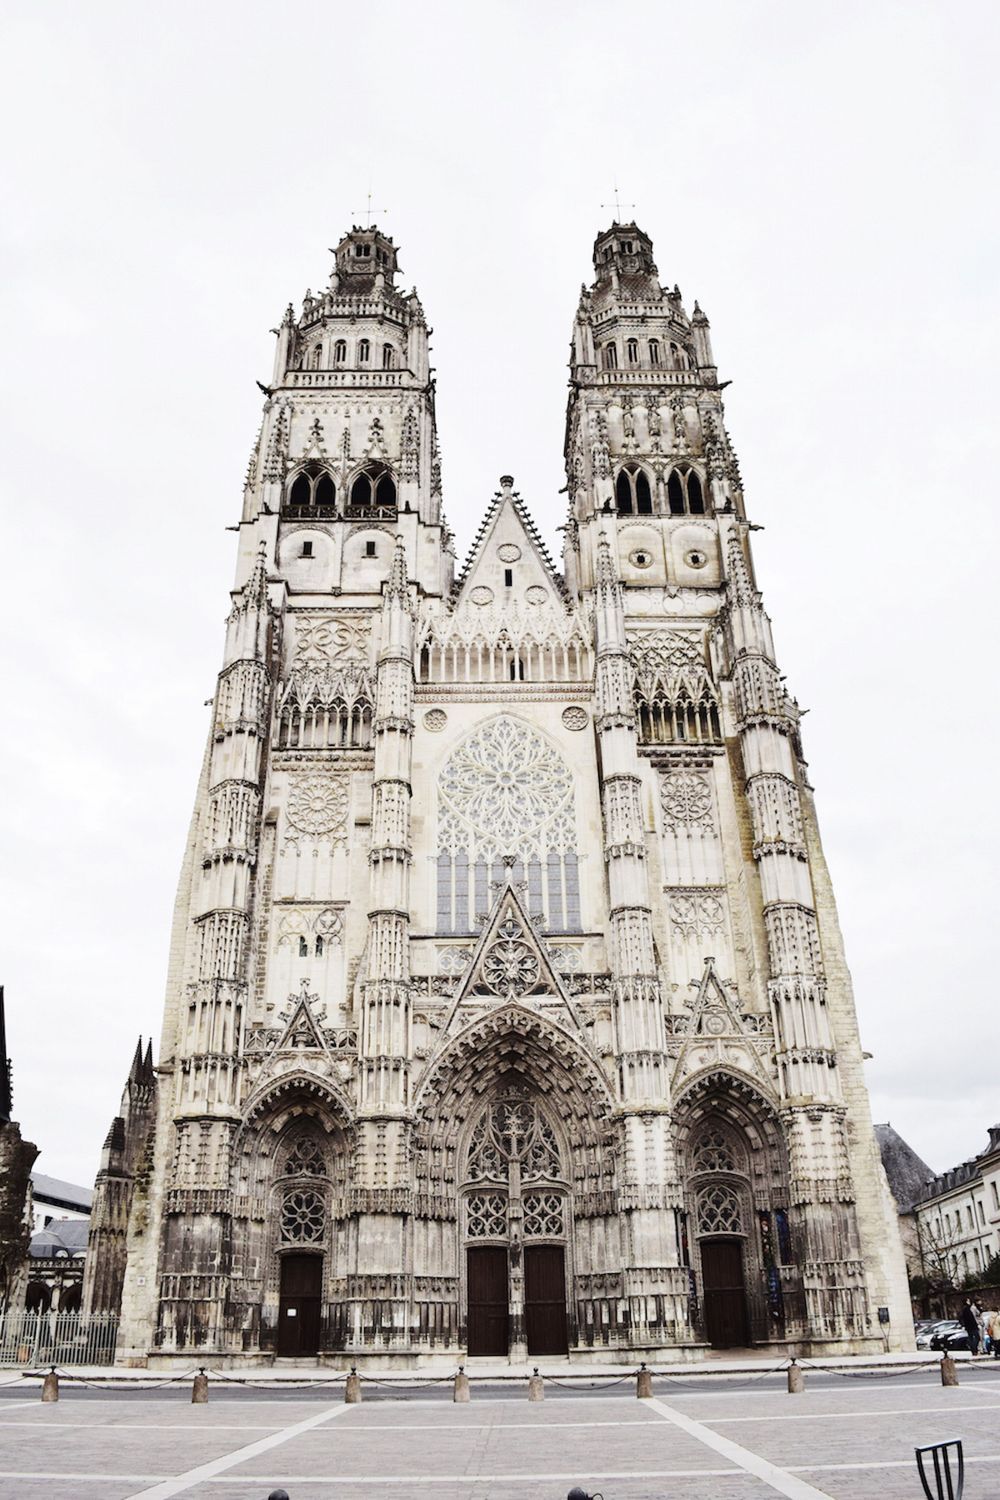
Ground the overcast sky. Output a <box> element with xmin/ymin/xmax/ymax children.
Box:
<box><xmin>2</xmin><ymin>1</ymin><xmax>998</xmax><ymax>1191</ymax></box>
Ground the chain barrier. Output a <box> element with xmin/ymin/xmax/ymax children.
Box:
<box><xmin>650</xmin><ymin>1360</ymin><xmax>790</xmax><ymax>1391</ymax></box>
<box><xmin>21</xmin><ymin>1367</ymin><xmax>199</xmax><ymax>1391</ymax></box>
<box><xmin>799</xmin><ymin>1360</ymin><xmax>939</xmax><ymax>1380</ymax></box>
<box><xmin>357</xmin><ymin>1373</ymin><xmax>456</xmax><ymax>1389</ymax></box>
<box><xmin>543</xmin><ymin>1371</ymin><xmax>637</xmax><ymax>1390</ymax></box>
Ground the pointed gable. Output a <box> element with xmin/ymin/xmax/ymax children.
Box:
<box><xmin>441</xmin><ymin>882</ymin><xmax>583</xmax><ymax>1037</ymax></box>
<box><xmin>274</xmin><ymin>981</ymin><xmax>329</xmax><ymax>1054</ymax></box>
<box><xmin>669</xmin><ymin>959</ymin><xmax>775</xmax><ymax>1093</ymax></box>
<box><xmin>452</xmin><ymin>477</ymin><xmax>569</xmax><ymax>610</ymax></box>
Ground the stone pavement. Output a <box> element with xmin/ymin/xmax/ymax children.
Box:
<box><xmin>0</xmin><ymin>1363</ymin><xmax>997</xmax><ymax>1499</ymax></box>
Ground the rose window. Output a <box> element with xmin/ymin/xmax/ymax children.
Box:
<box><xmin>280</xmin><ymin>1189</ymin><xmax>326</xmax><ymax>1243</ymax></box>
<box><xmin>659</xmin><ymin>769</ymin><xmax>714</xmax><ymax>831</ymax></box>
<box><xmin>286</xmin><ymin>775</ymin><xmax>349</xmax><ymax>838</ymax></box>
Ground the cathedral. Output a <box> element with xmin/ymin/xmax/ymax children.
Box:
<box><xmin>91</xmin><ymin>220</ymin><xmax>912</xmax><ymax>1365</ymax></box>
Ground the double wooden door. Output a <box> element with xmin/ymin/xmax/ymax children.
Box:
<box><xmin>466</xmin><ymin>1244</ymin><xmax>568</xmax><ymax>1356</ymax></box>
<box><xmin>701</xmin><ymin>1238</ymin><xmax>749</xmax><ymax>1348</ymax></box>
<box><xmin>277</xmin><ymin>1253</ymin><xmax>322</xmax><ymax>1357</ymax></box>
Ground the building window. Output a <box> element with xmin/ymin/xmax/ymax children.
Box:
<box><xmin>436</xmin><ymin>716</ymin><xmax>581</xmax><ymax>934</ymax></box>
<box><xmin>504</xmin><ymin>568</ymin><xmax>513</xmax><ymax>587</ymax></box>
<box><xmin>310</xmin><ymin>344</ymin><xmax>323</xmax><ymax>369</ymax></box>
<box><xmin>626</xmin><ymin>337</ymin><xmax>639</xmax><ymax>366</ymax></box>
<box><xmin>349</xmin><ymin>463</ymin><xmax>397</xmax><ymax>513</ymax></box>
<box><xmin>667</xmin><ymin>467</ymin><xmax>707</xmax><ymax>516</ymax></box>
<box><xmin>284</xmin><ymin>465</ymin><xmax>337</xmax><ymax>517</ymax></box>
<box><xmin>615</xmin><ymin>465</ymin><xmax>653</xmax><ymax>515</ymax></box>
<box><xmin>334</xmin><ymin>339</ymin><xmax>347</xmax><ymax>365</ymax></box>
<box><xmin>602</xmin><ymin>343</ymin><xmax>618</xmax><ymax>370</ymax></box>
<box><xmin>365</xmin><ymin>540</ymin><xmax>377</xmax><ymax>557</ymax></box>
<box><xmin>300</xmin><ymin>541</ymin><xmax>313</xmax><ymax>558</ymax></box>
<box><xmin>358</xmin><ymin>339</ymin><xmax>370</xmax><ymax>364</ymax></box>
<box><xmin>382</xmin><ymin>343</ymin><xmax>396</xmax><ymax>369</ymax></box>
<box><xmin>648</xmin><ymin>338</ymin><xmax>660</xmax><ymax>367</ymax></box>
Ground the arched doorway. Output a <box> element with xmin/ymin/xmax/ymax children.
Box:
<box><xmin>463</xmin><ymin>1088</ymin><xmax>570</xmax><ymax>1357</ymax></box>
<box><xmin>674</xmin><ymin>1072</ymin><xmax>796</xmax><ymax>1349</ymax></box>
<box><xmin>235</xmin><ymin>1076</ymin><xmax>353</xmax><ymax>1358</ymax></box>
<box><xmin>412</xmin><ymin>1005</ymin><xmax>617</xmax><ymax>1360</ymax></box>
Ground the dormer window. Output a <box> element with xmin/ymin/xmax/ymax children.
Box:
<box><xmin>334</xmin><ymin>339</ymin><xmax>347</xmax><ymax>365</ymax></box>
<box><xmin>358</xmin><ymin>339</ymin><xmax>370</xmax><ymax>365</ymax></box>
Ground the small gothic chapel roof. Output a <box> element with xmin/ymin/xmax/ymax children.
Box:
<box><xmin>875</xmin><ymin>1123</ymin><xmax>935</xmax><ymax>1212</ymax></box>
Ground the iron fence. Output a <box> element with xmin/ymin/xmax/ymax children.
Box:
<box><xmin>0</xmin><ymin>1308</ymin><xmax>119</xmax><ymax>1366</ymax></box>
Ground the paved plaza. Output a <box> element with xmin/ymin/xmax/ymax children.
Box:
<box><xmin>0</xmin><ymin>1363</ymin><xmax>998</xmax><ymax>1500</ymax></box>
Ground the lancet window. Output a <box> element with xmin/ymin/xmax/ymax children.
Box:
<box><xmin>382</xmin><ymin>343</ymin><xmax>396</xmax><ymax>369</ymax></box>
<box><xmin>615</xmin><ymin>465</ymin><xmax>653</xmax><ymax>515</ymax></box>
<box><xmin>630</xmin><ymin>631</ymin><xmax>721</xmax><ymax>746</ymax></box>
<box><xmin>284</xmin><ymin>465</ymin><xmax>337</xmax><ymax>518</ymax></box>
<box><xmin>349</xmin><ymin>462</ymin><xmax>397</xmax><ymax>515</ymax></box>
<box><xmin>463</xmin><ymin>1094</ymin><xmax>565</xmax><ymax>1241</ymax></box>
<box><xmin>667</xmin><ymin>466</ymin><xmax>707</xmax><ymax>515</ymax></box>
<box><xmin>275</xmin><ymin>665</ymin><xmax>374</xmax><ymax>750</ymax></box>
<box><xmin>436</xmin><ymin>717</ymin><xmax>580</xmax><ymax>933</ymax></box>
<box><xmin>358</xmin><ymin>339</ymin><xmax>370</xmax><ymax>364</ymax></box>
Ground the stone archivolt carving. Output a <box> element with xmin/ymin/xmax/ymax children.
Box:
<box><xmin>659</xmin><ymin>768</ymin><xmax>715</xmax><ymax>832</ymax></box>
<box><xmin>284</xmin><ymin>775</ymin><xmax>349</xmax><ymax>847</ymax></box>
<box><xmin>294</xmin><ymin>615</ymin><xmax>372</xmax><ymax>663</ymax></box>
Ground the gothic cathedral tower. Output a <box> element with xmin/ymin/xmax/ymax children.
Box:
<box><xmin>102</xmin><ymin>222</ymin><xmax>911</xmax><ymax>1365</ymax></box>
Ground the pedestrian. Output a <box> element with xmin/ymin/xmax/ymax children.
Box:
<box><xmin>986</xmin><ymin>1309</ymin><xmax>1000</xmax><ymax>1358</ymax></box>
<box><xmin>958</xmin><ymin>1298</ymin><xmax>981</xmax><ymax>1355</ymax></box>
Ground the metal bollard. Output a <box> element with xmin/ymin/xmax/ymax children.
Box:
<box><xmin>940</xmin><ymin>1354</ymin><xmax>959</xmax><ymax>1387</ymax></box>
<box><xmin>787</xmin><ymin>1358</ymin><xmax>805</xmax><ymax>1394</ymax></box>
<box><xmin>41</xmin><ymin>1368</ymin><xmax>59</xmax><ymax>1403</ymax></box>
<box><xmin>453</xmin><ymin>1366</ymin><xmax>471</xmax><ymax>1403</ymax></box>
<box><xmin>345</xmin><ymin>1367</ymin><xmax>362</xmax><ymax>1403</ymax></box>
<box><xmin>527</xmin><ymin>1367</ymin><xmax>544</xmax><ymax>1402</ymax></box>
<box><xmin>636</xmin><ymin>1363</ymin><xmax>653</xmax><ymax>1399</ymax></box>
<box><xmin>192</xmin><ymin>1368</ymin><xmax>209</xmax><ymax>1403</ymax></box>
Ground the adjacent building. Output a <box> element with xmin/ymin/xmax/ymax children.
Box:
<box><xmin>91</xmin><ymin>221</ymin><xmax>912</xmax><ymax>1364</ymax></box>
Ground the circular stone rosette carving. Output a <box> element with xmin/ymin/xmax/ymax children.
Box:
<box><xmin>497</xmin><ymin>543</ymin><xmax>522</xmax><ymax>563</ymax></box>
<box><xmin>469</xmin><ymin>585</ymin><xmax>494</xmax><ymax>606</ymax></box>
<box><xmin>561</xmin><ymin>706</ymin><xmax>589</xmax><ymax>731</ymax></box>
<box><xmin>423</xmin><ymin>709</ymin><xmax>448</xmax><ymax>732</ymax></box>
<box><xmin>525</xmin><ymin>584</ymin><xmax>548</xmax><ymax>604</ymax></box>
<box><xmin>286</xmin><ymin>775</ymin><xmax>349</xmax><ymax>838</ymax></box>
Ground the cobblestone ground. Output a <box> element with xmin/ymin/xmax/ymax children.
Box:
<box><xmin>0</xmin><ymin>1367</ymin><xmax>998</xmax><ymax>1500</ymax></box>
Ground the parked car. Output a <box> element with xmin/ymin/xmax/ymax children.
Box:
<box><xmin>915</xmin><ymin>1320</ymin><xmax>955</xmax><ymax>1349</ymax></box>
<box><xmin>930</xmin><ymin>1321</ymin><xmax>971</xmax><ymax>1352</ymax></box>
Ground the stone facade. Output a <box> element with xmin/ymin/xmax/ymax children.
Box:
<box><xmin>0</xmin><ymin>989</ymin><xmax>38</xmax><ymax>1310</ymax></box>
<box><xmin>99</xmin><ymin>222</ymin><xmax>912</xmax><ymax>1364</ymax></box>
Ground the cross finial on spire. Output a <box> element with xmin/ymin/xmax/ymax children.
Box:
<box><xmin>351</xmin><ymin>189</ymin><xmax>387</xmax><ymax>229</ymax></box>
<box><xmin>601</xmin><ymin>183</ymin><xmax>635</xmax><ymax>223</ymax></box>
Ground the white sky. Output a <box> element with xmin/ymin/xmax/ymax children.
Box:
<box><xmin>2</xmin><ymin>1</ymin><xmax>998</xmax><ymax>1191</ymax></box>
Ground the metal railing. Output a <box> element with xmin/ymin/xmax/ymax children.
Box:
<box><xmin>0</xmin><ymin>1308</ymin><xmax>119</xmax><ymax>1366</ymax></box>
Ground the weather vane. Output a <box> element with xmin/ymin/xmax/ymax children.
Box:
<box><xmin>352</xmin><ymin>189</ymin><xmax>387</xmax><ymax>229</ymax></box>
<box><xmin>601</xmin><ymin>183</ymin><xmax>635</xmax><ymax>223</ymax></box>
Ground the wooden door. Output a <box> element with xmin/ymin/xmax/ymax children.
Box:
<box><xmin>701</xmin><ymin>1239</ymin><xmax>749</xmax><ymax>1348</ymax></box>
<box><xmin>467</xmin><ymin>1247</ymin><xmax>509</xmax><ymax>1356</ymax></box>
<box><xmin>277</xmin><ymin>1253</ymin><xmax>323</xmax><ymax>1357</ymax></box>
<box><xmin>524</xmin><ymin>1244</ymin><xmax>568</xmax><ymax>1355</ymax></box>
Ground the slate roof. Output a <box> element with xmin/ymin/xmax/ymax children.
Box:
<box><xmin>875</xmin><ymin>1123</ymin><xmax>935</xmax><ymax>1212</ymax></box>
<box><xmin>29</xmin><ymin>1219</ymin><xmax>89</xmax><ymax>1258</ymax></box>
<box><xmin>31</xmin><ymin>1173</ymin><xmax>94</xmax><ymax>1212</ymax></box>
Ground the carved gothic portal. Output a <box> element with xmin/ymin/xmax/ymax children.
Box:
<box><xmin>231</xmin><ymin>1079</ymin><xmax>352</xmax><ymax>1357</ymax></box>
<box><xmin>413</xmin><ymin>1007</ymin><xmax>618</xmax><ymax>1356</ymax></box>
<box><xmin>673</xmin><ymin>1071</ymin><xmax>802</xmax><ymax>1347</ymax></box>
<box><xmin>463</xmin><ymin>1091</ymin><xmax>569</xmax><ymax>1356</ymax></box>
